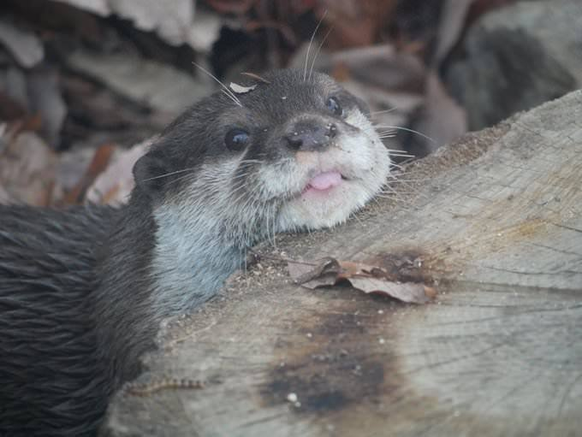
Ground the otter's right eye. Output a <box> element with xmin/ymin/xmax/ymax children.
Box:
<box><xmin>326</xmin><ymin>97</ymin><xmax>344</xmax><ymax>117</ymax></box>
<box><xmin>225</xmin><ymin>129</ymin><xmax>250</xmax><ymax>151</ymax></box>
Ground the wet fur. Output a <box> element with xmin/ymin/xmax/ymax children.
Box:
<box><xmin>0</xmin><ymin>69</ymin><xmax>390</xmax><ymax>436</ymax></box>
<box><xmin>0</xmin><ymin>206</ymin><xmax>116</xmax><ymax>435</ymax></box>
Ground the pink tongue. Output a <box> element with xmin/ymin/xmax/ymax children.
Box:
<box><xmin>308</xmin><ymin>171</ymin><xmax>342</xmax><ymax>191</ymax></box>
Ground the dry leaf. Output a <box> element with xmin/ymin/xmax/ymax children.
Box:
<box><xmin>0</xmin><ymin>19</ymin><xmax>44</xmax><ymax>68</ymax></box>
<box><xmin>0</xmin><ymin>130</ymin><xmax>60</xmax><ymax>206</ymax></box>
<box><xmin>67</xmin><ymin>51</ymin><xmax>210</xmax><ymax>115</ymax></box>
<box><xmin>86</xmin><ymin>138</ymin><xmax>152</xmax><ymax>205</ymax></box>
<box><xmin>287</xmin><ymin>258</ymin><xmax>340</xmax><ymax>289</ymax></box>
<box><xmin>54</xmin><ymin>0</ymin><xmax>195</xmax><ymax>46</ymax></box>
<box><xmin>64</xmin><ymin>143</ymin><xmax>116</xmax><ymax>204</ymax></box>
<box><xmin>349</xmin><ymin>277</ymin><xmax>436</xmax><ymax>304</ymax></box>
<box><xmin>287</xmin><ymin>256</ymin><xmax>436</xmax><ymax>304</ymax></box>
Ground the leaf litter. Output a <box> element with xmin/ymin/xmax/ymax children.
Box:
<box><xmin>0</xmin><ymin>0</ymin><xmax>514</xmax><ymax>207</ymax></box>
<box><xmin>287</xmin><ymin>256</ymin><xmax>437</xmax><ymax>304</ymax></box>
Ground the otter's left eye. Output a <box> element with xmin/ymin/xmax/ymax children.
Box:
<box><xmin>326</xmin><ymin>97</ymin><xmax>344</xmax><ymax>117</ymax></box>
<box><xmin>225</xmin><ymin>129</ymin><xmax>250</xmax><ymax>151</ymax></box>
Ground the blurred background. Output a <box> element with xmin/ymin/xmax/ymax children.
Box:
<box><xmin>0</xmin><ymin>0</ymin><xmax>580</xmax><ymax>206</ymax></box>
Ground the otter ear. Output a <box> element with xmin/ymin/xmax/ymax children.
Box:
<box><xmin>133</xmin><ymin>152</ymin><xmax>168</xmax><ymax>196</ymax></box>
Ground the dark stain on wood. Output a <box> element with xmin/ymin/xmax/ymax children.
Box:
<box><xmin>261</xmin><ymin>290</ymin><xmax>405</xmax><ymax>415</ymax></box>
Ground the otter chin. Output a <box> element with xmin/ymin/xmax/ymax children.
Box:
<box><xmin>274</xmin><ymin>106</ymin><xmax>390</xmax><ymax>231</ymax></box>
<box><xmin>0</xmin><ymin>68</ymin><xmax>391</xmax><ymax>436</ymax></box>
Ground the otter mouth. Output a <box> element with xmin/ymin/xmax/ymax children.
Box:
<box><xmin>301</xmin><ymin>170</ymin><xmax>346</xmax><ymax>196</ymax></box>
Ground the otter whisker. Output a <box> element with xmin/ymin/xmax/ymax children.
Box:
<box><xmin>242</xmin><ymin>246</ymin><xmax>249</xmax><ymax>272</ymax></box>
<box><xmin>143</xmin><ymin>167</ymin><xmax>197</xmax><ymax>182</ymax></box>
<box><xmin>384</xmin><ymin>147</ymin><xmax>411</xmax><ymax>154</ymax></box>
<box><xmin>165</xmin><ymin>173</ymin><xmax>199</xmax><ymax>187</ymax></box>
<box><xmin>234</xmin><ymin>160</ymin><xmax>263</xmax><ymax>179</ymax></box>
<box><xmin>271</xmin><ymin>207</ymin><xmax>279</xmax><ymax>246</ymax></box>
<box><xmin>264</xmin><ymin>206</ymin><xmax>275</xmax><ymax>246</ymax></box>
<box><xmin>192</xmin><ymin>61</ymin><xmax>242</xmax><ymax>107</ymax></box>
<box><xmin>376</xmin><ymin>128</ymin><xmax>397</xmax><ymax>137</ymax></box>
<box><xmin>389</xmin><ymin>176</ymin><xmax>432</xmax><ymax>183</ymax></box>
<box><xmin>378</xmin><ymin>186</ymin><xmax>409</xmax><ymax>202</ymax></box>
<box><xmin>380</xmin><ymin>143</ymin><xmax>415</xmax><ymax>157</ymax></box>
<box><xmin>220</xmin><ymin>89</ymin><xmax>241</xmax><ymax>106</ymax></box>
<box><xmin>383</xmin><ymin>177</ymin><xmax>425</xmax><ymax>195</ymax></box>
<box><xmin>350</xmin><ymin>207</ymin><xmax>365</xmax><ymax>227</ymax></box>
<box><xmin>308</xmin><ymin>25</ymin><xmax>333</xmax><ymax>82</ymax></box>
<box><xmin>303</xmin><ymin>10</ymin><xmax>328</xmax><ymax>82</ymax></box>
<box><xmin>387</xmin><ymin>151</ymin><xmax>416</xmax><ymax>158</ymax></box>
<box><xmin>380</xmin><ymin>185</ymin><xmax>407</xmax><ymax>194</ymax></box>
<box><xmin>374</xmin><ymin>125</ymin><xmax>436</xmax><ymax>144</ymax></box>
<box><xmin>369</xmin><ymin>107</ymin><xmax>401</xmax><ymax>117</ymax></box>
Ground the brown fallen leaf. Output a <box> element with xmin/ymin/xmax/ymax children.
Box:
<box><xmin>348</xmin><ymin>277</ymin><xmax>436</xmax><ymax>304</ymax></box>
<box><xmin>0</xmin><ymin>127</ymin><xmax>60</xmax><ymax>206</ymax></box>
<box><xmin>63</xmin><ymin>143</ymin><xmax>116</xmax><ymax>205</ymax></box>
<box><xmin>287</xmin><ymin>257</ymin><xmax>436</xmax><ymax>304</ymax></box>
<box><xmin>86</xmin><ymin>138</ymin><xmax>152</xmax><ymax>205</ymax></box>
<box><xmin>286</xmin><ymin>258</ymin><xmax>339</xmax><ymax>289</ymax></box>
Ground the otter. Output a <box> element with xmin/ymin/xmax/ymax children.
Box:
<box><xmin>0</xmin><ymin>69</ymin><xmax>391</xmax><ymax>436</ymax></box>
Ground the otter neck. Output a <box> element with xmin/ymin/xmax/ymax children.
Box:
<box><xmin>149</xmin><ymin>201</ymin><xmax>252</xmax><ymax>315</ymax></box>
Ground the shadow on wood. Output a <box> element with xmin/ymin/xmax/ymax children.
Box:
<box><xmin>105</xmin><ymin>90</ymin><xmax>582</xmax><ymax>437</ymax></box>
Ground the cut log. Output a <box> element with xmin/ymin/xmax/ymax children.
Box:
<box><xmin>105</xmin><ymin>90</ymin><xmax>582</xmax><ymax>436</ymax></box>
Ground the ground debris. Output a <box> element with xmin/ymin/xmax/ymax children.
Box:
<box><xmin>287</xmin><ymin>255</ymin><xmax>436</xmax><ymax>304</ymax></box>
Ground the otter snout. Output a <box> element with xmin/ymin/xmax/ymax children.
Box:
<box><xmin>283</xmin><ymin>118</ymin><xmax>338</xmax><ymax>151</ymax></box>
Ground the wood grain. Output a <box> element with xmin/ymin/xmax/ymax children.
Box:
<box><xmin>105</xmin><ymin>90</ymin><xmax>582</xmax><ymax>437</ymax></box>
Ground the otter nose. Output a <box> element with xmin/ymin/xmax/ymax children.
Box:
<box><xmin>284</xmin><ymin>121</ymin><xmax>338</xmax><ymax>151</ymax></box>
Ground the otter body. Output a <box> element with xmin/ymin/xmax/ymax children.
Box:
<box><xmin>0</xmin><ymin>69</ymin><xmax>391</xmax><ymax>436</ymax></box>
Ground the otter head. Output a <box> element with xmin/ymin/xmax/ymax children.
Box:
<box><xmin>133</xmin><ymin>69</ymin><xmax>391</xmax><ymax>246</ymax></box>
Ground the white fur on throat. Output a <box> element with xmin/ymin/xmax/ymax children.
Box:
<box><xmin>150</xmin><ymin>159</ymin><xmax>256</xmax><ymax>314</ymax></box>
